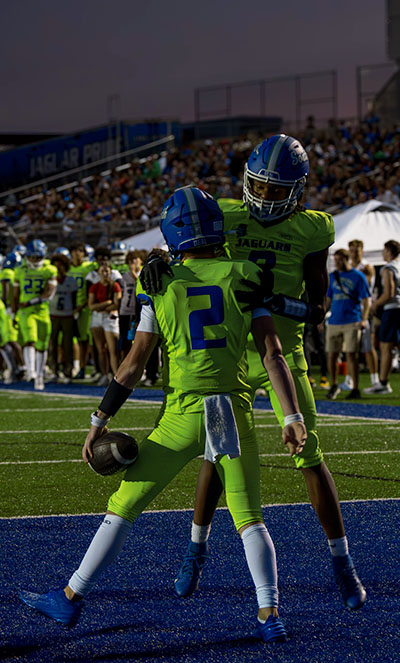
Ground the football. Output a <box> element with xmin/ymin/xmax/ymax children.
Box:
<box><xmin>88</xmin><ymin>431</ymin><xmax>138</xmax><ymax>476</ymax></box>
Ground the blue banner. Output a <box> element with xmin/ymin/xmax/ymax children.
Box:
<box><xmin>0</xmin><ymin>121</ymin><xmax>180</xmax><ymax>190</ymax></box>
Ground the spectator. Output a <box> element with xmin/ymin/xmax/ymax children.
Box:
<box><xmin>365</xmin><ymin>239</ymin><xmax>400</xmax><ymax>394</ymax></box>
<box><xmin>88</xmin><ymin>264</ymin><xmax>122</xmax><ymax>386</ymax></box>
<box><xmin>48</xmin><ymin>254</ymin><xmax>78</xmax><ymax>383</ymax></box>
<box><xmin>119</xmin><ymin>249</ymin><xmax>144</xmax><ymax>360</ymax></box>
<box><xmin>348</xmin><ymin>239</ymin><xmax>379</xmax><ymax>389</ymax></box>
<box><xmin>86</xmin><ymin>247</ymin><xmax>123</xmax><ymax>383</ymax></box>
<box><xmin>325</xmin><ymin>249</ymin><xmax>371</xmax><ymax>400</ymax></box>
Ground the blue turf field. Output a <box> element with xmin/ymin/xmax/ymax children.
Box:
<box><xmin>2</xmin><ymin>501</ymin><xmax>400</xmax><ymax>663</ymax></box>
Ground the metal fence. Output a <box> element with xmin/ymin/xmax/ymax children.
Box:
<box><xmin>194</xmin><ymin>70</ymin><xmax>338</xmax><ymax>135</ymax></box>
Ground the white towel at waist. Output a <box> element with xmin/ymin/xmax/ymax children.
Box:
<box><xmin>203</xmin><ymin>393</ymin><xmax>241</xmax><ymax>463</ymax></box>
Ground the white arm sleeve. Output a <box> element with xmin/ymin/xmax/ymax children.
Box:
<box><xmin>136</xmin><ymin>304</ymin><xmax>160</xmax><ymax>334</ymax></box>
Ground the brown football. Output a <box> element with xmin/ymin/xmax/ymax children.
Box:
<box><xmin>88</xmin><ymin>431</ymin><xmax>138</xmax><ymax>476</ymax></box>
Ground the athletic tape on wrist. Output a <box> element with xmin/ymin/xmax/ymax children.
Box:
<box><xmin>90</xmin><ymin>412</ymin><xmax>110</xmax><ymax>428</ymax></box>
<box><xmin>283</xmin><ymin>413</ymin><xmax>304</xmax><ymax>426</ymax></box>
<box><xmin>98</xmin><ymin>378</ymin><xmax>133</xmax><ymax>417</ymax></box>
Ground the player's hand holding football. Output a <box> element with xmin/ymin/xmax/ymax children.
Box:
<box><xmin>83</xmin><ymin>425</ymin><xmax>109</xmax><ymax>463</ymax></box>
<box><xmin>282</xmin><ymin>421</ymin><xmax>307</xmax><ymax>457</ymax></box>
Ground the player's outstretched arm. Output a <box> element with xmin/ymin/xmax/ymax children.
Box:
<box><xmin>251</xmin><ymin>314</ymin><xmax>307</xmax><ymax>455</ymax></box>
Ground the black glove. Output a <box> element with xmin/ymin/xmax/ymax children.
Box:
<box><xmin>234</xmin><ymin>268</ymin><xmax>274</xmax><ymax>312</ymax></box>
<box><xmin>139</xmin><ymin>253</ymin><xmax>173</xmax><ymax>294</ymax></box>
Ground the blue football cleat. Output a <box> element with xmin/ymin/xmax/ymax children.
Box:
<box><xmin>332</xmin><ymin>555</ymin><xmax>367</xmax><ymax>610</ymax></box>
<box><xmin>19</xmin><ymin>588</ymin><xmax>82</xmax><ymax>625</ymax></box>
<box><xmin>255</xmin><ymin>614</ymin><xmax>288</xmax><ymax>643</ymax></box>
<box><xmin>174</xmin><ymin>541</ymin><xmax>209</xmax><ymax>597</ymax></box>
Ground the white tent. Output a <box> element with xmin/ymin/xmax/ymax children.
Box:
<box><xmin>124</xmin><ymin>225</ymin><xmax>166</xmax><ymax>252</ymax></box>
<box><xmin>330</xmin><ymin>200</ymin><xmax>400</xmax><ymax>266</ymax></box>
<box><xmin>125</xmin><ymin>199</ymin><xmax>400</xmax><ymax>262</ymax></box>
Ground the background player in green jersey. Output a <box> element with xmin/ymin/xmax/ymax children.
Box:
<box><xmin>13</xmin><ymin>240</ymin><xmax>58</xmax><ymax>390</ymax></box>
<box><xmin>20</xmin><ymin>187</ymin><xmax>306</xmax><ymax>645</ymax></box>
<box><xmin>0</xmin><ymin>251</ymin><xmax>24</xmax><ymax>382</ymax></box>
<box><xmin>110</xmin><ymin>241</ymin><xmax>130</xmax><ymax>274</ymax></box>
<box><xmin>141</xmin><ymin>135</ymin><xmax>366</xmax><ymax>611</ymax></box>
<box><xmin>69</xmin><ymin>242</ymin><xmax>95</xmax><ymax>379</ymax></box>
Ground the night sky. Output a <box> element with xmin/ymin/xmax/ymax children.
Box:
<box><xmin>0</xmin><ymin>0</ymin><xmax>390</xmax><ymax>133</ymax></box>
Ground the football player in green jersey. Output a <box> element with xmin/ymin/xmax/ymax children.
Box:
<box><xmin>20</xmin><ymin>188</ymin><xmax>306</xmax><ymax>644</ymax></box>
<box><xmin>141</xmin><ymin>135</ymin><xmax>366</xmax><ymax>611</ymax></box>
<box><xmin>110</xmin><ymin>241</ymin><xmax>130</xmax><ymax>274</ymax></box>
<box><xmin>69</xmin><ymin>242</ymin><xmax>95</xmax><ymax>379</ymax></box>
<box><xmin>0</xmin><ymin>251</ymin><xmax>24</xmax><ymax>382</ymax></box>
<box><xmin>13</xmin><ymin>240</ymin><xmax>58</xmax><ymax>390</ymax></box>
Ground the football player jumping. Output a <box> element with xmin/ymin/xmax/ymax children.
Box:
<box><xmin>141</xmin><ymin>135</ymin><xmax>367</xmax><ymax>611</ymax></box>
<box><xmin>12</xmin><ymin>240</ymin><xmax>58</xmax><ymax>390</ymax></box>
<box><xmin>19</xmin><ymin>187</ymin><xmax>307</xmax><ymax>644</ymax></box>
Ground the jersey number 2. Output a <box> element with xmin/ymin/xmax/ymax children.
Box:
<box><xmin>187</xmin><ymin>286</ymin><xmax>226</xmax><ymax>350</ymax></box>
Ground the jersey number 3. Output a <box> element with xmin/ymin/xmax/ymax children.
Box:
<box><xmin>187</xmin><ymin>286</ymin><xmax>226</xmax><ymax>350</ymax></box>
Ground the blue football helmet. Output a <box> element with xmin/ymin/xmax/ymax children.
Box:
<box><xmin>85</xmin><ymin>244</ymin><xmax>95</xmax><ymax>261</ymax></box>
<box><xmin>161</xmin><ymin>187</ymin><xmax>224</xmax><ymax>257</ymax></box>
<box><xmin>25</xmin><ymin>239</ymin><xmax>47</xmax><ymax>269</ymax></box>
<box><xmin>54</xmin><ymin>246</ymin><xmax>71</xmax><ymax>259</ymax></box>
<box><xmin>110</xmin><ymin>241</ymin><xmax>127</xmax><ymax>265</ymax></box>
<box><xmin>13</xmin><ymin>244</ymin><xmax>27</xmax><ymax>256</ymax></box>
<box><xmin>243</xmin><ymin>134</ymin><xmax>309</xmax><ymax>223</ymax></box>
<box><xmin>3</xmin><ymin>251</ymin><xmax>23</xmax><ymax>270</ymax></box>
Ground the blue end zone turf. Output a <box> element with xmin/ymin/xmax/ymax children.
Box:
<box><xmin>1</xmin><ymin>501</ymin><xmax>399</xmax><ymax>662</ymax></box>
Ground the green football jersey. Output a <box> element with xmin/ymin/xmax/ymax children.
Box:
<box><xmin>69</xmin><ymin>261</ymin><xmax>93</xmax><ymax>307</ymax></box>
<box><xmin>14</xmin><ymin>263</ymin><xmax>58</xmax><ymax>304</ymax></box>
<box><xmin>0</xmin><ymin>268</ymin><xmax>15</xmax><ymax>306</ymax></box>
<box><xmin>150</xmin><ymin>257</ymin><xmax>262</xmax><ymax>412</ymax></box>
<box><xmin>112</xmin><ymin>262</ymin><xmax>129</xmax><ymax>274</ymax></box>
<box><xmin>219</xmin><ymin>199</ymin><xmax>335</xmax><ymax>352</ymax></box>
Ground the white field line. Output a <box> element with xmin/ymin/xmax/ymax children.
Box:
<box><xmin>2</xmin><ymin>497</ymin><xmax>400</xmax><ymax>520</ymax></box>
<box><xmin>2</xmin><ymin>448</ymin><xmax>400</xmax><ymax>467</ymax></box>
<box><xmin>0</xmin><ymin>408</ymin><xmax>395</xmax><ymax>423</ymax></box>
<box><xmin>1</xmin><ymin>390</ymin><xmax>397</xmax><ymax>422</ymax></box>
<box><xmin>1</xmin><ymin>420</ymin><xmax>398</xmax><ymax>435</ymax></box>
<box><xmin>1</xmin><ymin>427</ymin><xmax>152</xmax><ymax>434</ymax></box>
<box><xmin>0</xmin><ymin>405</ymin><xmax>160</xmax><ymax>413</ymax></box>
<box><xmin>0</xmin><ymin>388</ymin><xmax>161</xmax><ymax>405</ymax></box>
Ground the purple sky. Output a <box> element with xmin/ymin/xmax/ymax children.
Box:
<box><xmin>0</xmin><ymin>0</ymin><xmax>391</xmax><ymax>133</ymax></box>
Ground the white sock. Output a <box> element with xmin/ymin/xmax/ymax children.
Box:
<box><xmin>23</xmin><ymin>346</ymin><xmax>36</xmax><ymax>377</ymax></box>
<box><xmin>328</xmin><ymin>536</ymin><xmax>349</xmax><ymax>557</ymax></box>
<box><xmin>68</xmin><ymin>514</ymin><xmax>132</xmax><ymax>597</ymax></box>
<box><xmin>35</xmin><ymin>350</ymin><xmax>48</xmax><ymax>378</ymax></box>
<box><xmin>344</xmin><ymin>374</ymin><xmax>353</xmax><ymax>387</ymax></box>
<box><xmin>241</xmin><ymin>523</ymin><xmax>278</xmax><ymax>609</ymax></box>
<box><xmin>191</xmin><ymin>522</ymin><xmax>211</xmax><ymax>544</ymax></box>
<box><xmin>73</xmin><ymin>359</ymin><xmax>80</xmax><ymax>372</ymax></box>
<box><xmin>0</xmin><ymin>348</ymin><xmax>13</xmax><ymax>373</ymax></box>
<box><xmin>371</xmin><ymin>373</ymin><xmax>379</xmax><ymax>385</ymax></box>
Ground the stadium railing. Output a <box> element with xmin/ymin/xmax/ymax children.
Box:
<box><xmin>0</xmin><ymin>135</ymin><xmax>175</xmax><ymax>207</ymax></box>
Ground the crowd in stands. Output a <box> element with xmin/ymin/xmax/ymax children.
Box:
<box><xmin>0</xmin><ymin>115</ymin><xmax>399</xmax><ymax>397</ymax></box>
<box><xmin>1</xmin><ymin>115</ymin><xmax>400</xmax><ymax>241</ymax></box>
